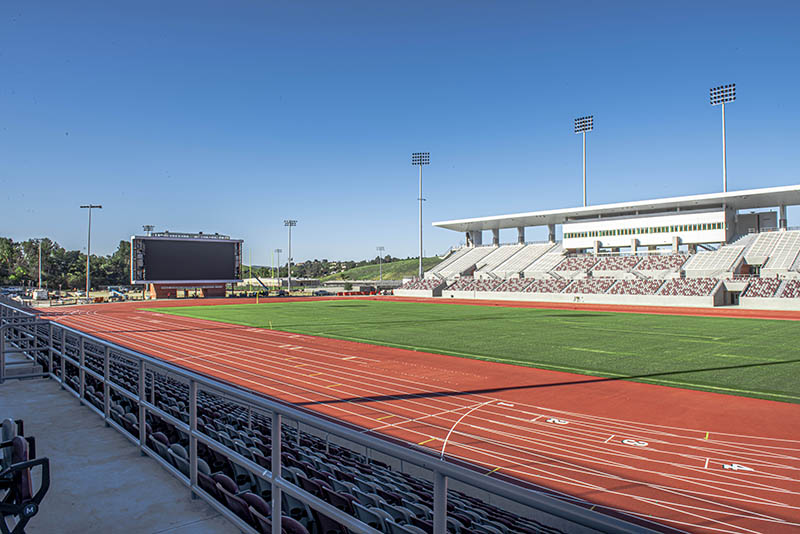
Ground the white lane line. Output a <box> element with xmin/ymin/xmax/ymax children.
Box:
<box><xmin>604</xmin><ymin>434</ymin><xmax>615</xmax><ymax>444</ymax></box>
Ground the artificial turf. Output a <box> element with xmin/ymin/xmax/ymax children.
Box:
<box><xmin>150</xmin><ymin>300</ymin><xmax>800</xmax><ymax>403</ymax></box>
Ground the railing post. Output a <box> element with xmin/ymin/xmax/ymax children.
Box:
<box><xmin>60</xmin><ymin>328</ymin><xmax>66</xmax><ymax>389</ymax></box>
<box><xmin>189</xmin><ymin>379</ymin><xmax>198</xmax><ymax>499</ymax></box>
<box><xmin>103</xmin><ymin>347</ymin><xmax>110</xmax><ymax>425</ymax></box>
<box><xmin>271</xmin><ymin>411</ymin><xmax>282</xmax><ymax>534</ymax></box>
<box><xmin>138</xmin><ymin>359</ymin><xmax>146</xmax><ymax>454</ymax></box>
<box><xmin>0</xmin><ymin>324</ymin><xmax>6</xmax><ymax>385</ymax></box>
<box><xmin>48</xmin><ymin>322</ymin><xmax>54</xmax><ymax>376</ymax></box>
<box><xmin>433</xmin><ymin>470</ymin><xmax>448</xmax><ymax>534</ymax></box>
<box><xmin>79</xmin><ymin>337</ymin><xmax>86</xmax><ymax>402</ymax></box>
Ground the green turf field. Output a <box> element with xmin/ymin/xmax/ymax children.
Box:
<box><xmin>150</xmin><ymin>300</ymin><xmax>800</xmax><ymax>403</ymax></box>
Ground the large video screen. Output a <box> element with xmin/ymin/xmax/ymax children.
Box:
<box><xmin>131</xmin><ymin>237</ymin><xmax>242</xmax><ymax>283</ymax></box>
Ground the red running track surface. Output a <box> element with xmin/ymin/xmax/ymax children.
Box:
<box><xmin>44</xmin><ymin>298</ymin><xmax>800</xmax><ymax>534</ymax></box>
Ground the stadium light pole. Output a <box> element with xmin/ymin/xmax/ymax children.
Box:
<box><xmin>574</xmin><ymin>116</ymin><xmax>593</xmax><ymax>207</ymax></box>
<box><xmin>411</xmin><ymin>152</ymin><xmax>430</xmax><ymax>279</ymax></box>
<box><xmin>274</xmin><ymin>248</ymin><xmax>282</xmax><ymax>287</ymax></box>
<box><xmin>376</xmin><ymin>246</ymin><xmax>385</xmax><ymax>281</ymax></box>
<box><xmin>284</xmin><ymin>220</ymin><xmax>297</xmax><ymax>293</ymax></box>
<box><xmin>80</xmin><ymin>205</ymin><xmax>102</xmax><ymax>298</ymax></box>
<box><xmin>142</xmin><ymin>224</ymin><xmax>154</xmax><ymax>236</ymax></box>
<box><xmin>710</xmin><ymin>83</ymin><xmax>736</xmax><ymax>192</ymax></box>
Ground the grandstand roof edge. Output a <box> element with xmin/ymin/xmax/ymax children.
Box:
<box><xmin>432</xmin><ymin>184</ymin><xmax>800</xmax><ymax>232</ymax></box>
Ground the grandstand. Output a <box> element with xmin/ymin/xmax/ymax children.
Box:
<box><xmin>490</xmin><ymin>243</ymin><xmax>556</xmax><ymax>279</ymax></box>
<box><xmin>396</xmin><ymin>185</ymin><xmax>800</xmax><ymax>310</ymax></box>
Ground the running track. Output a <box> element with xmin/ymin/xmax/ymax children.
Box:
<box><xmin>42</xmin><ymin>298</ymin><xmax>800</xmax><ymax>534</ymax></box>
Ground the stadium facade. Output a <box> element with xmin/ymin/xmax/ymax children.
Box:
<box><xmin>395</xmin><ymin>185</ymin><xmax>800</xmax><ymax>310</ymax></box>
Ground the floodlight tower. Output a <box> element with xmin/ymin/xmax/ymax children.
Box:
<box><xmin>710</xmin><ymin>83</ymin><xmax>736</xmax><ymax>192</ymax></box>
<box><xmin>376</xmin><ymin>246</ymin><xmax>385</xmax><ymax>281</ymax></box>
<box><xmin>411</xmin><ymin>152</ymin><xmax>430</xmax><ymax>278</ymax></box>
<box><xmin>284</xmin><ymin>220</ymin><xmax>297</xmax><ymax>293</ymax></box>
<box><xmin>142</xmin><ymin>225</ymin><xmax>155</xmax><ymax>236</ymax></box>
<box><xmin>80</xmin><ymin>204</ymin><xmax>102</xmax><ymax>298</ymax></box>
<box><xmin>574</xmin><ymin>116</ymin><xmax>593</xmax><ymax>207</ymax></box>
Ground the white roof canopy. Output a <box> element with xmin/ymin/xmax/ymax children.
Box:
<box><xmin>432</xmin><ymin>184</ymin><xmax>800</xmax><ymax>233</ymax></box>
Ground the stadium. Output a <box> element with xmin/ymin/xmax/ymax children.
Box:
<box><xmin>397</xmin><ymin>184</ymin><xmax>800</xmax><ymax>310</ymax></box>
<box><xmin>3</xmin><ymin>173</ymin><xmax>800</xmax><ymax>534</ymax></box>
<box><xmin>4</xmin><ymin>5</ymin><xmax>800</xmax><ymax>534</ymax></box>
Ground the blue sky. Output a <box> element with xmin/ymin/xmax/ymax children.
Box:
<box><xmin>2</xmin><ymin>1</ymin><xmax>799</xmax><ymax>263</ymax></box>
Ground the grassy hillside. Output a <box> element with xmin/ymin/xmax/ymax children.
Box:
<box><xmin>152</xmin><ymin>300</ymin><xmax>800</xmax><ymax>403</ymax></box>
<box><xmin>320</xmin><ymin>256</ymin><xmax>442</xmax><ymax>281</ymax></box>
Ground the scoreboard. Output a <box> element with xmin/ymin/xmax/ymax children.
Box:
<box><xmin>131</xmin><ymin>233</ymin><xmax>243</xmax><ymax>285</ymax></box>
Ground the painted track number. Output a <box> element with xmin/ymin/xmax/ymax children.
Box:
<box><xmin>723</xmin><ymin>463</ymin><xmax>754</xmax><ymax>471</ymax></box>
<box><xmin>546</xmin><ymin>418</ymin><xmax>569</xmax><ymax>425</ymax></box>
<box><xmin>622</xmin><ymin>439</ymin><xmax>648</xmax><ymax>447</ymax></box>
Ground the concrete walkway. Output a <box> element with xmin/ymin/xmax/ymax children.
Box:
<box><xmin>0</xmin><ymin>378</ymin><xmax>242</xmax><ymax>534</ymax></box>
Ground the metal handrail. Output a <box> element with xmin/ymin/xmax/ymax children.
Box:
<box><xmin>0</xmin><ymin>299</ymin><xmax>658</xmax><ymax>534</ymax></box>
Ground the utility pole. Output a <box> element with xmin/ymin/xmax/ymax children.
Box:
<box><xmin>80</xmin><ymin>205</ymin><xmax>102</xmax><ymax>298</ymax></box>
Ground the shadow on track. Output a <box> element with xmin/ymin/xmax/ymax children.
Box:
<box><xmin>296</xmin><ymin>358</ymin><xmax>800</xmax><ymax>406</ymax></box>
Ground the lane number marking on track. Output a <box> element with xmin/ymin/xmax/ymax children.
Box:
<box><xmin>546</xmin><ymin>418</ymin><xmax>569</xmax><ymax>425</ymax></box>
<box><xmin>622</xmin><ymin>439</ymin><xmax>649</xmax><ymax>447</ymax></box>
<box><xmin>723</xmin><ymin>463</ymin><xmax>754</xmax><ymax>472</ymax></box>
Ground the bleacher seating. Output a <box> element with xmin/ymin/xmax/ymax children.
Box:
<box><xmin>474</xmin><ymin>245</ymin><xmax>525</xmax><ymax>275</ymax></box>
<box><xmin>607</xmin><ymin>279</ymin><xmax>665</xmax><ymax>295</ymax></box>
<box><xmin>780</xmin><ymin>279</ymin><xmax>800</xmax><ymax>299</ymax></box>
<box><xmin>446</xmin><ymin>278</ymin><xmax>503</xmax><ymax>292</ymax></box>
<box><xmin>47</xmin><ymin>332</ymin><xmax>563</xmax><ymax>534</ymax></box>
<box><xmin>658</xmin><ymin>278</ymin><xmax>719</xmax><ymax>296</ymax></box>
<box><xmin>399</xmin><ymin>279</ymin><xmax>442</xmax><ymax>291</ymax></box>
<box><xmin>554</xmin><ymin>256</ymin><xmax>598</xmax><ymax>272</ymax></box>
<box><xmin>683</xmin><ymin>246</ymin><xmax>744</xmax><ymax>276</ymax></box>
<box><xmin>436</xmin><ymin>247</ymin><xmax>496</xmax><ymax>278</ymax></box>
<box><xmin>494</xmin><ymin>279</ymin><xmax>535</xmax><ymax>292</ymax></box>
<box><xmin>425</xmin><ymin>248</ymin><xmax>470</xmax><ymax>277</ymax></box>
<box><xmin>492</xmin><ymin>243</ymin><xmax>557</xmax><ymax>277</ymax></box>
<box><xmin>0</xmin><ymin>418</ymin><xmax>50</xmax><ymax>534</ymax></box>
<box><xmin>742</xmin><ymin>278</ymin><xmax>782</xmax><ymax>298</ymax></box>
<box><xmin>744</xmin><ymin>232</ymin><xmax>781</xmax><ymax>264</ymax></box>
<box><xmin>470</xmin><ymin>279</ymin><xmax>503</xmax><ymax>292</ymax></box>
<box><xmin>634</xmin><ymin>254</ymin><xmax>688</xmax><ymax>271</ymax></box>
<box><xmin>446</xmin><ymin>278</ymin><xmax>474</xmax><ymax>291</ymax></box>
<box><xmin>762</xmin><ymin>231</ymin><xmax>800</xmax><ymax>273</ymax></box>
<box><xmin>522</xmin><ymin>252</ymin><xmax>566</xmax><ymax>275</ymax></box>
<box><xmin>562</xmin><ymin>278</ymin><xmax>616</xmax><ymax>294</ymax></box>
<box><xmin>522</xmin><ymin>279</ymin><xmax>572</xmax><ymax>293</ymax></box>
<box><xmin>591</xmin><ymin>256</ymin><xmax>641</xmax><ymax>271</ymax></box>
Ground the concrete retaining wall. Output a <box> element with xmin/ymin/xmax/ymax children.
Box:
<box><xmin>738</xmin><ymin>297</ymin><xmax>800</xmax><ymax>310</ymax></box>
<box><xmin>394</xmin><ymin>289</ymin><xmax>440</xmax><ymax>298</ymax></box>
<box><xmin>441</xmin><ymin>290</ymin><xmax>717</xmax><ymax>308</ymax></box>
